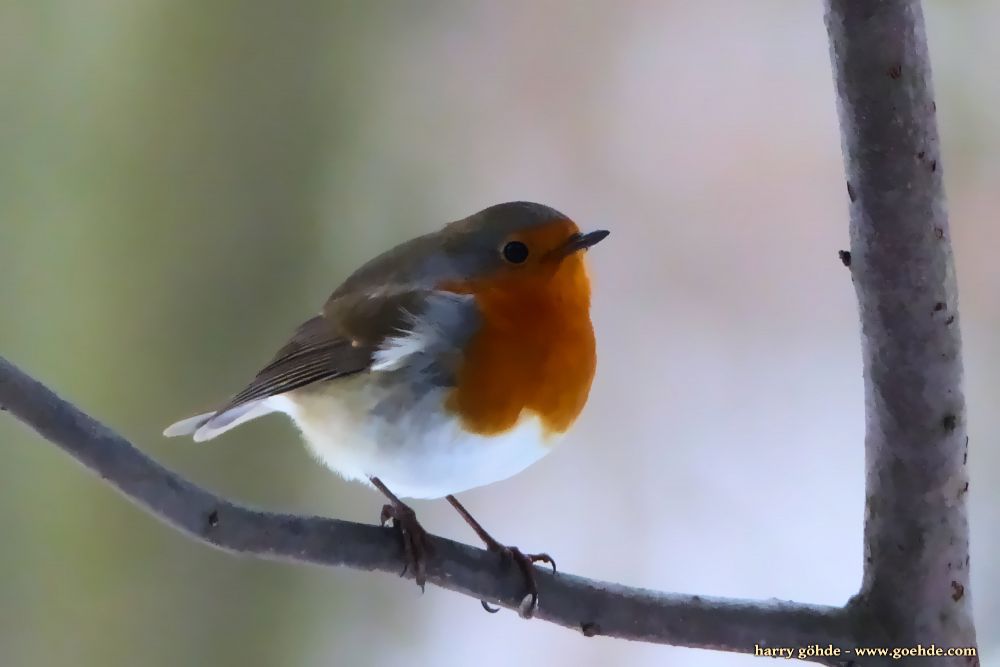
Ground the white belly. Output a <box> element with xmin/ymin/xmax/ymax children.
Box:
<box><xmin>269</xmin><ymin>380</ymin><xmax>556</xmax><ymax>499</ymax></box>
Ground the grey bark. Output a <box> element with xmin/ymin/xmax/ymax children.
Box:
<box><xmin>0</xmin><ymin>355</ymin><xmax>851</xmax><ymax>657</ymax></box>
<box><xmin>825</xmin><ymin>0</ymin><xmax>978</xmax><ymax>663</ymax></box>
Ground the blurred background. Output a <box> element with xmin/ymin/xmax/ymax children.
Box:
<box><xmin>1</xmin><ymin>1</ymin><xmax>997</xmax><ymax>665</ymax></box>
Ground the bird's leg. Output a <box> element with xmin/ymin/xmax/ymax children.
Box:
<box><xmin>370</xmin><ymin>476</ymin><xmax>429</xmax><ymax>591</ymax></box>
<box><xmin>445</xmin><ymin>494</ymin><xmax>556</xmax><ymax>619</ymax></box>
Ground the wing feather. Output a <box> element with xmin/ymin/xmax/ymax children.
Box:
<box><xmin>214</xmin><ymin>288</ymin><xmax>453</xmax><ymax>413</ymax></box>
<box><xmin>217</xmin><ymin>315</ymin><xmax>370</xmax><ymax>412</ymax></box>
<box><xmin>164</xmin><ymin>287</ymin><xmax>478</xmax><ymax>441</ymax></box>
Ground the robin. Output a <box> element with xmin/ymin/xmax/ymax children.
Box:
<box><xmin>164</xmin><ymin>201</ymin><xmax>607</xmax><ymax>616</ymax></box>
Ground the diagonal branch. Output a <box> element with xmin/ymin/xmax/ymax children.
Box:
<box><xmin>0</xmin><ymin>354</ymin><xmax>849</xmax><ymax>659</ymax></box>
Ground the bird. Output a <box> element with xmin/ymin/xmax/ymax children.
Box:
<box><xmin>163</xmin><ymin>201</ymin><xmax>607</xmax><ymax>616</ymax></box>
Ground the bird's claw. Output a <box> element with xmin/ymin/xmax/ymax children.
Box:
<box><xmin>493</xmin><ymin>545</ymin><xmax>556</xmax><ymax>619</ymax></box>
<box><xmin>380</xmin><ymin>502</ymin><xmax>429</xmax><ymax>591</ymax></box>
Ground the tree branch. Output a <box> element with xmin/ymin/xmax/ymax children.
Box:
<box><xmin>825</xmin><ymin>0</ymin><xmax>978</xmax><ymax>660</ymax></box>
<box><xmin>0</xmin><ymin>355</ymin><xmax>851</xmax><ymax>659</ymax></box>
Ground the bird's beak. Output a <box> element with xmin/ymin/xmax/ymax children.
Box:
<box><xmin>558</xmin><ymin>230</ymin><xmax>610</xmax><ymax>257</ymax></box>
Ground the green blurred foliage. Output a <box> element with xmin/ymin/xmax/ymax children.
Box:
<box><xmin>0</xmin><ymin>2</ymin><xmax>428</xmax><ymax>665</ymax></box>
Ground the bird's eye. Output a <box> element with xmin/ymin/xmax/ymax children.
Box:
<box><xmin>501</xmin><ymin>241</ymin><xmax>529</xmax><ymax>264</ymax></box>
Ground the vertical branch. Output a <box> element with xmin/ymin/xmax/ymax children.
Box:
<box><xmin>825</xmin><ymin>0</ymin><xmax>977</xmax><ymax>659</ymax></box>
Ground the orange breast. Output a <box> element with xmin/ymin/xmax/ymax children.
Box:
<box><xmin>442</xmin><ymin>254</ymin><xmax>597</xmax><ymax>438</ymax></box>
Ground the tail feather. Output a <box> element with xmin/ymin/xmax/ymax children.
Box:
<box><xmin>163</xmin><ymin>398</ymin><xmax>277</xmax><ymax>442</ymax></box>
<box><xmin>163</xmin><ymin>412</ymin><xmax>215</xmax><ymax>438</ymax></box>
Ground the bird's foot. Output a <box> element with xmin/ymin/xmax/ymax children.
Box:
<box><xmin>487</xmin><ymin>543</ymin><xmax>556</xmax><ymax>619</ymax></box>
<box><xmin>379</xmin><ymin>500</ymin><xmax>430</xmax><ymax>590</ymax></box>
<box><xmin>371</xmin><ymin>476</ymin><xmax>430</xmax><ymax>591</ymax></box>
<box><xmin>444</xmin><ymin>494</ymin><xmax>555</xmax><ymax>619</ymax></box>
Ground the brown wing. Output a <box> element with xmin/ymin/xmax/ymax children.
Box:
<box><xmin>162</xmin><ymin>287</ymin><xmax>479</xmax><ymax>441</ymax></box>
<box><xmin>219</xmin><ymin>316</ymin><xmax>368</xmax><ymax>410</ymax></box>
<box><xmin>218</xmin><ymin>288</ymin><xmax>433</xmax><ymax>413</ymax></box>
